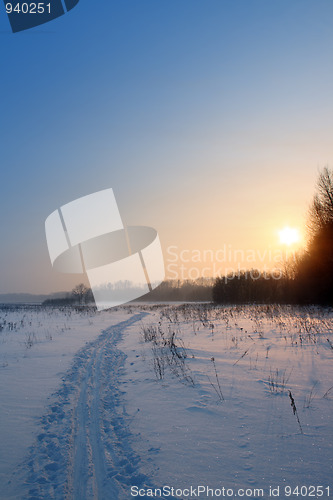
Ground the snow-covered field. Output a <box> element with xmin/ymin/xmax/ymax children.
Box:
<box><xmin>0</xmin><ymin>303</ymin><xmax>332</xmax><ymax>499</ymax></box>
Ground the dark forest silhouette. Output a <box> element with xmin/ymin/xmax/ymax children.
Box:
<box><xmin>293</xmin><ymin>167</ymin><xmax>333</xmax><ymax>304</ymax></box>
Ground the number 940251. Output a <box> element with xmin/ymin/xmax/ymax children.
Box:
<box><xmin>6</xmin><ymin>3</ymin><xmax>51</xmax><ymax>14</ymax></box>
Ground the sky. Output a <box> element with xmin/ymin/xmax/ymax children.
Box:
<box><xmin>0</xmin><ymin>0</ymin><xmax>333</xmax><ymax>294</ymax></box>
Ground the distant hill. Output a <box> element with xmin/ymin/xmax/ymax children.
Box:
<box><xmin>0</xmin><ymin>279</ymin><xmax>214</xmax><ymax>305</ymax></box>
<box><xmin>0</xmin><ymin>292</ymin><xmax>68</xmax><ymax>304</ymax></box>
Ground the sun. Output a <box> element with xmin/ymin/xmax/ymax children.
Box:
<box><xmin>278</xmin><ymin>226</ymin><xmax>300</xmax><ymax>246</ymax></box>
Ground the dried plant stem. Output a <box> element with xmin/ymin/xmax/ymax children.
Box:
<box><xmin>288</xmin><ymin>391</ymin><xmax>303</xmax><ymax>434</ymax></box>
<box><xmin>210</xmin><ymin>357</ymin><xmax>224</xmax><ymax>401</ymax></box>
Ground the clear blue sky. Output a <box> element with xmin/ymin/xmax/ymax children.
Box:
<box><xmin>0</xmin><ymin>0</ymin><xmax>332</xmax><ymax>293</ymax></box>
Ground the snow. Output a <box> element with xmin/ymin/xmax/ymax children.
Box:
<box><xmin>0</xmin><ymin>305</ymin><xmax>133</xmax><ymax>499</ymax></box>
<box><xmin>0</xmin><ymin>304</ymin><xmax>332</xmax><ymax>499</ymax></box>
<box><xmin>120</xmin><ymin>304</ymin><xmax>333</xmax><ymax>498</ymax></box>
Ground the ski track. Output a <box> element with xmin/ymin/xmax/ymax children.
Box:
<box><xmin>20</xmin><ymin>312</ymin><xmax>152</xmax><ymax>500</ymax></box>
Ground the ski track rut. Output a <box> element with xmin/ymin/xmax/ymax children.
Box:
<box><xmin>21</xmin><ymin>312</ymin><xmax>151</xmax><ymax>500</ymax></box>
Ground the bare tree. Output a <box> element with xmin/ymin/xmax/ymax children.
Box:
<box><xmin>295</xmin><ymin>167</ymin><xmax>333</xmax><ymax>304</ymax></box>
<box><xmin>308</xmin><ymin>167</ymin><xmax>333</xmax><ymax>238</ymax></box>
<box><xmin>72</xmin><ymin>283</ymin><xmax>90</xmax><ymax>305</ymax></box>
